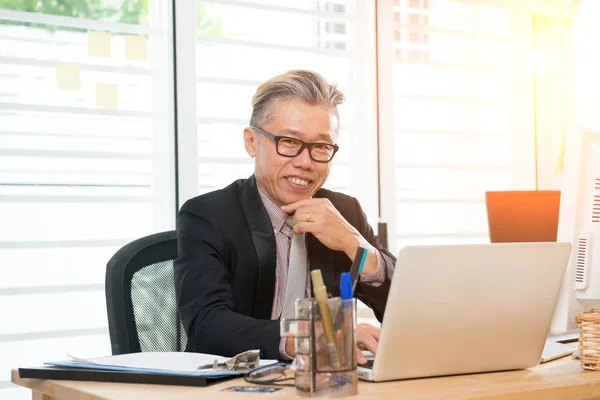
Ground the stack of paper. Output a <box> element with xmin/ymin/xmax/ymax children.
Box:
<box><xmin>45</xmin><ymin>352</ymin><xmax>278</xmax><ymax>377</ymax></box>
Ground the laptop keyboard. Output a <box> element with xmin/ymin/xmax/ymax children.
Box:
<box><xmin>360</xmin><ymin>351</ymin><xmax>375</xmax><ymax>369</ymax></box>
<box><xmin>361</xmin><ymin>359</ymin><xmax>375</xmax><ymax>369</ymax></box>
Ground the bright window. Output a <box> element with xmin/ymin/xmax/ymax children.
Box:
<box><xmin>185</xmin><ymin>0</ymin><xmax>379</xmax><ymax>222</ymax></box>
<box><xmin>0</xmin><ymin>2</ymin><xmax>175</xmax><ymax>398</ymax></box>
<box><xmin>381</xmin><ymin>0</ymin><xmax>536</xmax><ymax>252</ymax></box>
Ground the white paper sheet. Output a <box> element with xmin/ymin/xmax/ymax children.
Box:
<box><xmin>45</xmin><ymin>352</ymin><xmax>278</xmax><ymax>377</ymax></box>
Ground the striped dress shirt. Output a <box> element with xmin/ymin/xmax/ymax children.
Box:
<box><xmin>257</xmin><ymin>189</ymin><xmax>387</xmax><ymax>358</ymax></box>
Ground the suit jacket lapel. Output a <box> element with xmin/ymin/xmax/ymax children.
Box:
<box><xmin>238</xmin><ymin>175</ymin><xmax>277</xmax><ymax>319</ymax></box>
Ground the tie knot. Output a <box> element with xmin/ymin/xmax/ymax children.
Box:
<box><xmin>281</xmin><ymin>216</ymin><xmax>293</xmax><ymax>238</ymax></box>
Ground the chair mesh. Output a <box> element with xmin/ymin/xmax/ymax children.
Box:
<box><xmin>131</xmin><ymin>260</ymin><xmax>188</xmax><ymax>352</ymax></box>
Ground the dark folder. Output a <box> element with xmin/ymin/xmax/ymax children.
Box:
<box><xmin>18</xmin><ymin>366</ymin><xmax>236</xmax><ymax>387</ymax></box>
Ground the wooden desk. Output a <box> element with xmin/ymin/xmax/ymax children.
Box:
<box><xmin>11</xmin><ymin>357</ymin><xmax>600</xmax><ymax>400</ymax></box>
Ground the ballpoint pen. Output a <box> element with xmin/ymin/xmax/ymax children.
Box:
<box><xmin>340</xmin><ymin>272</ymin><xmax>353</xmax><ymax>300</ymax></box>
<box><xmin>311</xmin><ymin>269</ymin><xmax>341</xmax><ymax>368</ymax></box>
<box><xmin>340</xmin><ymin>272</ymin><xmax>354</xmax><ymax>366</ymax></box>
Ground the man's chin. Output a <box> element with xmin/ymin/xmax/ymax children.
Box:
<box><xmin>281</xmin><ymin>191</ymin><xmax>313</xmax><ymax>205</ymax></box>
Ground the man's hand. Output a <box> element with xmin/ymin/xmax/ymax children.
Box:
<box><xmin>355</xmin><ymin>323</ymin><xmax>380</xmax><ymax>365</ymax></box>
<box><xmin>284</xmin><ymin>323</ymin><xmax>380</xmax><ymax>365</ymax></box>
<box><xmin>281</xmin><ymin>198</ymin><xmax>378</xmax><ymax>274</ymax></box>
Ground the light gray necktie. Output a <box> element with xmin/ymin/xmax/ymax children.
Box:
<box><xmin>281</xmin><ymin>217</ymin><xmax>307</xmax><ymax>319</ymax></box>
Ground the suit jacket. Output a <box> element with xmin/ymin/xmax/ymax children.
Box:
<box><xmin>174</xmin><ymin>175</ymin><xmax>395</xmax><ymax>359</ymax></box>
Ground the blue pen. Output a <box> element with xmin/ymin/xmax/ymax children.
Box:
<box><xmin>340</xmin><ymin>272</ymin><xmax>354</xmax><ymax>367</ymax></box>
<box><xmin>340</xmin><ymin>272</ymin><xmax>353</xmax><ymax>300</ymax></box>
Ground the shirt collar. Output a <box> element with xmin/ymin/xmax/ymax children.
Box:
<box><xmin>257</xmin><ymin>187</ymin><xmax>289</xmax><ymax>234</ymax></box>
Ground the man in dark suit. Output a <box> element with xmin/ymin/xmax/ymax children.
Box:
<box><xmin>175</xmin><ymin>70</ymin><xmax>395</xmax><ymax>363</ymax></box>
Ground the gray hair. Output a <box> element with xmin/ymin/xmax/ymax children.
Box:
<box><xmin>250</xmin><ymin>70</ymin><xmax>345</xmax><ymax>132</ymax></box>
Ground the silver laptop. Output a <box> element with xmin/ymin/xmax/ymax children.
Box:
<box><xmin>358</xmin><ymin>242</ymin><xmax>572</xmax><ymax>382</ymax></box>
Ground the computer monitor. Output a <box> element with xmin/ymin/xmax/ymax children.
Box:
<box><xmin>485</xmin><ymin>191</ymin><xmax>561</xmax><ymax>243</ymax></box>
<box><xmin>550</xmin><ymin>127</ymin><xmax>600</xmax><ymax>335</ymax></box>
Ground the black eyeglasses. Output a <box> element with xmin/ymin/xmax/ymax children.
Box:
<box><xmin>244</xmin><ymin>363</ymin><xmax>294</xmax><ymax>387</ymax></box>
<box><xmin>251</xmin><ymin>125</ymin><xmax>339</xmax><ymax>163</ymax></box>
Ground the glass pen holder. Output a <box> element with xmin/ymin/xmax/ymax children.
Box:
<box><xmin>280</xmin><ymin>297</ymin><xmax>358</xmax><ymax>397</ymax></box>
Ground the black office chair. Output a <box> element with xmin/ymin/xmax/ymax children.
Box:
<box><xmin>105</xmin><ymin>230</ymin><xmax>188</xmax><ymax>355</ymax></box>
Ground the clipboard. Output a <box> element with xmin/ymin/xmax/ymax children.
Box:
<box><xmin>18</xmin><ymin>366</ymin><xmax>236</xmax><ymax>387</ymax></box>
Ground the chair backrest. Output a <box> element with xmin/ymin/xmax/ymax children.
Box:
<box><xmin>105</xmin><ymin>230</ymin><xmax>188</xmax><ymax>355</ymax></box>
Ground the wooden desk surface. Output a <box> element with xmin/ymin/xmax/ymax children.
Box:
<box><xmin>11</xmin><ymin>356</ymin><xmax>600</xmax><ymax>400</ymax></box>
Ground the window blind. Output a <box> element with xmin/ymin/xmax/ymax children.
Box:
<box><xmin>382</xmin><ymin>0</ymin><xmax>537</xmax><ymax>253</ymax></box>
<box><xmin>0</xmin><ymin>4</ymin><xmax>175</xmax><ymax>398</ymax></box>
<box><xmin>189</xmin><ymin>0</ymin><xmax>380</xmax><ymax>223</ymax></box>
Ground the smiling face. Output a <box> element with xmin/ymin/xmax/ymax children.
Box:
<box><xmin>243</xmin><ymin>98</ymin><xmax>339</xmax><ymax>209</ymax></box>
